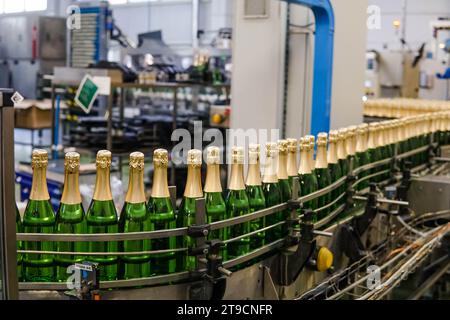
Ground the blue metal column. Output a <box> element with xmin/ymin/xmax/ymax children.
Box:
<box><xmin>283</xmin><ymin>0</ymin><xmax>335</xmax><ymax>137</ymax></box>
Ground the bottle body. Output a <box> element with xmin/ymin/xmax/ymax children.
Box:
<box><xmin>148</xmin><ymin>196</ymin><xmax>177</xmax><ymax>275</ymax></box>
<box><xmin>246</xmin><ymin>185</ymin><xmax>266</xmax><ymax>249</ymax></box>
<box><xmin>328</xmin><ymin>163</ymin><xmax>342</xmax><ymax>210</ymax></box>
<box><xmin>16</xmin><ymin>205</ymin><xmax>23</xmax><ymax>281</ymax></box>
<box><xmin>315</xmin><ymin>167</ymin><xmax>332</xmax><ymax>218</ymax></box>
<box><xmin>226</xmin><ymin>190</ymin><xmax>250</xmax><ymax>258</ymax></box>
<box><xmin>205</xmin><ymin>192</ymin><xmax>228</xmax><ymax>259</ymax></box>
<box><xmin>86</xmin><ymin>200</ymin><xmax>119</xmax><ymax>281</ymax></box>
<box><xmin>23</xmin><ymin>200</ymin><xmax>55</xmax><ymax>282</ymax></box>
<box><xmin>178</xmin><ymin>197</ymin><xmax>199</xmax><ymax>271</ymax></box>
<box><xmin>55</xmin><ymin>203</ymin><xmax>87</xmax><ymax>282</ymax></box>
<box><xmin>119</xmin><ymin>202</ymin><xmax>152</xmax><ymax>279</ymax></box>
<box><xmin>262</xmin><ymin>182</ymin><xmax>283</xmax><ymax>242</ymax></box>
<box><xmin>356</xmin><ymin>151</ymin><xmax>371</xmax><ymax>190</ymax></box>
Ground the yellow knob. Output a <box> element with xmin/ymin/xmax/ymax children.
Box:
<box><xmin>317</xmin><ymin>247</ymin><xmax>333</xmax><ymax>272</ymax></box>
<box><xmin>212</xmin><ymin>113</ymin><xmax>223</xmax><ymax>124</ymax></box>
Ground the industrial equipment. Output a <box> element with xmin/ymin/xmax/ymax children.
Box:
<box><xmin>0</xmin><ymin>16</ymin><xmax>66</xmax><ymax>99</ymax></box>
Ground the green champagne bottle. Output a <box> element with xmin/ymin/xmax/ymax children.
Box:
<box><xmin>368</xmin><ymin>123</ymin><xmax>382</xmax><ymax>183</ymax></box>
<box><xmin>178</xmin><ymin>149</ymin><xmax>203</xmax><ymax>271</ymax></box>
<box><xmin>386</xmin><ymin>120</ymin><xmax>396</xmax><ymax>159</ymax></box>
<box><xmin>419</xmin><ymin>116</ymin><xmax>429</xmax><ymax>164</ymax></box>
<box><xmin>377</xmin><ymin>122</ymin><xmax>391</xmax><ymax>181</ymax></box>
<box><xmin>23</xmin><ymin>149</ymin><xmax>55</xmax><ymax>282</ymax></box>
<box><xmin>286</xmin><ymin>138</ymin><xmax>301</xmax><ymax>197</ymax></box>
<box><xmin>355</xmin><ymin>124</ymin><xmax>371</xmax><ymax>190</ymax></box>
<box><xmin>246</xmin><ymin>144</ymin><xmax>266</xmax><ymax>249</ymax></box>
<box><xmin>298</xmin><ymin>138</ymin><xmax>318</xmax><ymax>216</ymax></box>
<box><xmin>337</xmin><ymin>129</ymin><xmax>349</xmax><ymax>177</ymax></box>
<box><xmin>346</xmin><ymin>126</ymin><xmax>360</xmax><ymax>172</ymax></box>
<box><xmin>148</xmin><ymin>149</ymin><xmax>177</xmax><ymax>275</ymax></box>
<box><xmin>55</xmin><ymin>152</ymin><xmax>87</xmax><ymax>282</ymax></box>
<box><xmin>119</xmin><ymin>152</ymin><xmax>152</xmax><ymax>280</ymax></box>
<box><xmin>277</xmin><ymin>140</ymin><xmax>292</xmax><ymax>202</ymax></box>
<box><xmin>327</xmin><ymin>131</ymin><xmax>343</xmax><ymax>210</ymax></box>
<box><xmin>315</xmin><ymin>133</ymin><xmax>332</xmax><ymax>219</ymax></box>
<box><xmin>16</xmin><ymin>204</ymin><xmax>23</xmax><ymax>281</ymax></box>
<box><xmin>337</xmin><ymin>129</ymin><xmax>349</xmax><ymax>205</ymax></box>
<box><xmin>204</xmin><ymin>146</ymin><xmax>228</xmax><ymax>259</ymax></box>
<box><xmin>86</xmin><ymin>150</ymin><xmax>119</xmax><ymax>281</ymax></box>
<box><xmin>262</xmin><ymin>143</ymin><xmax>284</xmax><ymax>242</ymax></box>
<box><xmin>226</xmin><ymin>147</ymin><xmax>250</xmax><ymax>258</ymax></box>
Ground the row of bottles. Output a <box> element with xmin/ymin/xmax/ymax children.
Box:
<box><xmin>16</xmin><ymin>111</ymin><xmax>450</xmax><ymax>282</ymax></box>
<box><xmin>364</xmin><ymin>98</ymin><xmax>450</xmax><ymax>119</ymax></box>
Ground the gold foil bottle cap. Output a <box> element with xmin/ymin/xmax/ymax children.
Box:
<box><xmin>263</xmin><ymin>143</ymin><xmax>279</xmax><ymax>183</ymax></box>
<box><xmin>31</xmin><ymin>149</ymin><xmax>48</xmax><ymax>169</ymax></box>
<box><xmin>328</xmin><ymin>130</ymin><xmax>338</xmax><ymax>143</ymax></box>
<box><xmin>229</xmin><ymin>147</ymin><xmax>245</xmax><ymax>190</ymax></box>
<box><xmin>299</xmin><ymin>137</ymin><xmax>308</xmax><ymax>150</ymax></box>
<box><xmin>153</xmin><ymin>149</ymin><xmax>169</xmax><ymax>168</ymax></box>
<box><xmin>357</xmin><ymin>123</ymin><xmax>369</xmax><ymax>134</ymax></box>
<box><xmin>368</xmin><ymin>122</ymin><xmax>378</xmax><ymax>132</ymax></box>
<box><xmin>265</xmin><ymin>142</ymin><xmax>278</xmax><ymax>157</ymax></box>
<box><xmin>206</xmin><ymin>146</ymin><xmax>221</xmax><ymax>165</ymax></box>
<box><xmin>347</xmin><ymin>126</ymin><xmax>357</xmax><ymax>137</ymax></box>
<box><xmin>64</xmin><ymin>152</ymin><xmax>80</xmax><ymax>173</ymax></box>
<box><xmin>317</xmin><ymin>132</ymin><xmax>328</xmax><ymax>146</ymax></box>
<box><xmin>61</xmin><ymin>152</ymin><xmax>82</xmax><ymax>205</ymax></box>
<box><xmin>315</xmin><ymin>133</ymin><xmax>328</xmax><ymax>169</ymax></box>
<box><xmin>204</xmin><ymin>147</ymin><xmax>222</xmax><ymax>193</ymax></box>
<box><xmin>305</xmin><ymin>135</ymin><xmax>315</xmax><ymax>149</ymax></box>
<box><xmin>187</xmin><ymin>149</ymin><xmax>202</xmax><ymax>167</ymax></box>
<box><xmin>287</xmin><ymin>138</ymin><xmax>298</xmax><ymax>153</ymax></box>
<box><xmin>151</xmin><ymin>149</ymin><xmax>170</xmax><ymax>198</ymax></box>
<box><xmin>338</xmin><ymin>128</ymin><xmax>348</xmax><ymax>136</ymax></box>
<box><xmin>278</xmin><ymin>140</ymin><xmax>288</xmax><ymax>155</ymax></box>
<box><xmin>30</xmin><ymin>149</ymin><xmax>50</xmax><ymax>201</ymax></box>
<box><xmin>231</xmin><ymin>146</ymin><xmax>245</xmax><ymax>164</ymax></box>
<box><xmin>96</xmin><ymin>150</ymin><xmax>112</xmax><ymax>169</ymax></box>
<box><xmin>126</xmin><ymin>152</ymin><xmax>146</xmax><ymax>204</ymax></box>
<box><xmin>129</xmin><ymin>152</ymin><xmax>145</xmax><ymax>171</ymax></box>
<box><xmin>248</xmin><ymin>144</ymin><xmax>260</xmax><ymax>164</ymax></box>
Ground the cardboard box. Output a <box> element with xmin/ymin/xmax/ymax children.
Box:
<box><xmin>15</xmin><ymin>100</ymin><xmax>53</xmax><ymax>129</ymax></box>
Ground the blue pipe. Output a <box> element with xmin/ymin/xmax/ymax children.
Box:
<box><xmin>283</xmin><ymin>0</ymin><xmax>335</xmax><ymax>137</ymax></box>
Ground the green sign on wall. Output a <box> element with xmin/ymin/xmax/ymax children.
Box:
<box><xmin>75</xmin><ymin>75</ymin><xmax>100</xmax><ymax>114</ymax></box>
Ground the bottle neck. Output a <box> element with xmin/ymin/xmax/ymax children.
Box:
<box><xmin>346</xmin><ymin>137</ymin><xmax>356</xmax><ymax>156</ymax></box>
<box><xmin>286</xmin><ymin>152</ymin><xmax>298</xmax><ymax>177</ymax></box>
<box><xmin>308</xmin><ymin>148</ymin><xmax>316</xmax><ymax>170</ymax></box>
<box><xmin>298</xmin><ymin>149</ymin><xmax>311</xmax><ymax>174</ymax></box>
<box><xmin>278</xmin><ymin>153</ymin><xmax>288</xmax><ymax>180</ymax></box>
<box><xmin>125</xmin><ymin>167</ymin><xmax>146</xmax><ymax>204</ymax></box>
<box><xmin>263</xmin><ymin>156</ymin><xmax>278</xmax><ymax>183</ymax></box>
<box><xmin>368</xmin><ymin>131</ymin><xmax>377</xmax><ymax>149</ymax></box>
<box><xmin>184</xmin><ymin>165</ymin><xmax>203</xmax><ymax>198</ymax></box>
<box><xmin>93</xmin><ymin>167</ymin><xmax>113</xmax><ymax>201</ymax></box>
<box><xmin>204</xmin><ymin>164</ymin><xmax>222</xmax><ymax>193</ymax></box>
<box><xmin>356</xmin><ymin>134</ymin><xmax>366</xmax><ymax>153</ymax></box>
<box><xmin>246</xmin><ymin>162</ymin><xmax>262</xmax><ymax>186</ymax></box>
<box><xmin>328</xmin><ymin>142</ymin><xmax>339</xmax><ymax>164</ymax></box>
<box><xmin>377</xmin><ymin>129</ymin><xmax>385</xmax><ymax>146</ymax></box>
<box><xmin>30</xmin><ymin>167</ymin><xmax>50</xmax><ymax>201</ymax></box>
<box><xmin>61</xmin><ymin>169</ymin><xmax>82</xmax><ymax>205</ymax></box>
<box><xmin>315</xmin><ymin>145</ymin><xmax>328</xmax><ymax>169</ymax></box>
<box><xmin>229</xmin><ymin>163</ymin><xmax>246</xmax><ymax>190</ymax></box>
<box><xmin>151</xmin><ymin>165</ymin><xmax>170</xmax><ymax>198</ymax></box>
<box><xmin>337</xmin><ymin>139</ymin><xmax>347</xmax><ymax>160</ymax></box>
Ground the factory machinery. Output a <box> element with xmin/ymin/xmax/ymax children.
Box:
<box><xmin>2</xmin><ymin>94</ymin><xmax>450</xmax><ymax>300</ymax></box>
